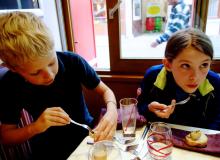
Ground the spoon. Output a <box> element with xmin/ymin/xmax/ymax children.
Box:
<box><xmin>70</xmin><ymin>119</ymin><xmax>94</xmax><ymax>134</ymax></box>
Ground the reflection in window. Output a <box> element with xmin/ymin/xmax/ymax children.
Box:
<box><xmin>0</xmin><ymin>0</ymin><xmax>39</xmax><ymax>9</ymax></box>
<box><xmin>120</xmin><ymin>0</ymin><xmax>190</xmax><ymax>59</ymax></box>
<box><xmin>206</xmin><ymin>0</ymin><xmax>220</xmax><ymax>59</ymax></box>
<box><xmin>133</xmin><ymin>0</ymin><xmax>141</xmax><ymax>20</ymax></box>
<box><xmin>92</xmin><ymin>0</ymin><xmax>110</xmax><ymax>69</ymax></box>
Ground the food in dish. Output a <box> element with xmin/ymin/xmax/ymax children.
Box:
<box><xmin>89</xmin><ymin>141</ymin><xmax>122</xmax><ymax>160</ymax></box>
<box><xmin>185</xmin><ymin>130</ymin><xmax>208</xmax><ymax>147</ymax></box>
<box><xmin>89</xmin><ymin>131</ymin><xmax>97</xmax><ymax>140</ymax></box>
<box><xmin>92</xmin><ymin>144</ymin><xmax>107</xmax><ymax>160</ymax></box>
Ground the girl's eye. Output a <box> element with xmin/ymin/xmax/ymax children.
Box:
<box><xmin>180</xmin><ymin>64</ymin><xmax>190</xmax><ymax>69</ymax></box>
<box><xmin>200</xmin><ymin>63</ymin><xmax>210</xmax><ymax>69</ymax></box>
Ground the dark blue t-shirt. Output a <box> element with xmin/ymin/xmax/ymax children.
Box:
<box><xmin>0</xmin><ymin>51</ymin><xmax>100</xmax><ymax>159</ymax></box>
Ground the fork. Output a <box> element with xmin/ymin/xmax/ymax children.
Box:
<box><xmin>133</xmin><ymin>124</ymin><xmax>149</xmax><ymax>155</ymax></box>
<box><xmin>70</xmin><ymin>119</ymin><xmax>94</xmax><ymax>134</ymax></box>
<box><xmin>156</xmin><ymin>96</ymin><xmax>191</xmax><ymax>113</ymax></box>
<box><xmin>173</xmin><ymin>96</ymin><xmax>191</xmax><ymax>106</ymax></box>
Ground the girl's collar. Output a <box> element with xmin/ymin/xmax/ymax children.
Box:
<box><xmin>153</xmin><ymin>67</ymin><xmax>214</xmax><ymax>96</ymax></box>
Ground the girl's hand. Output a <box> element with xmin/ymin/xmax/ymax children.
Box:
<box><xmin>33</xmin><ymin>107</ymin><xmax>70</xmax><ymax>134</ymax></box>
<box><xmin>93</xmin><ymin>108</ymin><xmax>118</xmax><ymax>142</ymax></box>
<box><xmin>148</xmin><ymin>100</ymin><xmax>176</xmax><ymax>118</ymax></box>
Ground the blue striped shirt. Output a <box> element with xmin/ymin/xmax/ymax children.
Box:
<box><xmin>156</xmin><ymin>0</ymin><xmax>191</xmax><ymax>44</ymax></box>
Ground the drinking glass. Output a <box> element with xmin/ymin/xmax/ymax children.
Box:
<box><xmin>147</xmin><ymin>122</ymin><xmax>173</xmax><ymax>160</ymax></box>
<box><xmin>88</xmin><ymin>140</ymin><xmax>122</xmax><ymax>160</ymax></box>
<box><xmin>120</xmin><ymin>98</ymin><xmax>138</xmax><ymax>137</ymax></box>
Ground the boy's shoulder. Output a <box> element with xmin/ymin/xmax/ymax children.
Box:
<box><xmin>57</xmin><ymin>51</ymin><xmax>80</xmax><ymax>58</ymax></box>
<box><xmin>57</xmin><ymin>51</ymin><xmax>86</xmax><ymax>62</ymax></box>
<box><xmin>56</xmin><ymin>51</ymin><xmax>92</xmax><ymax>73</ymax></box>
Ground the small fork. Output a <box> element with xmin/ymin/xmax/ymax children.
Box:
<box><xmin>156</xmin><ymin>96</ymin><xmax>192</xmax><ymax>113</ymax></box>
<box><xmin>70</xmin><ymin>119</ymin><xmax>94</xmax><ymax>134</ymax></box>
<box><xmin>174</xmin><ymin>96</ymin><xmax>191</xmax><ymax>106</ymax></box>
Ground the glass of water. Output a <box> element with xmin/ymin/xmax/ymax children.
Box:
<box><xmin>88</xmin><ymin>140</ymin><xmax>122</xmax><ymax>160</ymax></box>
<box><xmin>119</xmin><ymin>98</ymin><xmax>138</xmax><ymax>137</ymax></box>
<box><xmin>147</xmin><ymin>122</ymin><xmax>173</xmax><ymax>160</ymax></box>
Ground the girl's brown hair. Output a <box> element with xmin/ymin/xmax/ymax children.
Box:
<box><xmin>165</xmin><ymin>28</ymin><xmax>213</xmax><ymax>62</ymax></box>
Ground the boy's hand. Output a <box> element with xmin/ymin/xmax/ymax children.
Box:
<box><xmin>92</xmin><ymin>107</ymin><xmax>118</xmax><ymax>142</ymax></box>
<box><xmin>148</xmin><ymin>100</ymin><xmax>176</xmax><ymax>118</ymax></box>
<box><xmin>33</xmin><ymin>107</ymin><xmax>70</xmax><ymax>134</ymax></box>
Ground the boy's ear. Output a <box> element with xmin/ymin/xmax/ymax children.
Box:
<box><xmin>1</xmin><ymin>62</ymin><xmax>7</xmax><ymax>68</ymax></box>
<box><xmin>162</xmin><ymin>58</ymin><xmax>172</xmax><ymax>71</ymax></box>
<box><xmin>1</xmin><ymin>62</ymin><xmax>16</xmax><ymax>72</ymax></box>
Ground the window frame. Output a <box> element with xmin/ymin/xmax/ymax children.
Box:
<box><xmin>62</xmin><ymin>0</ymin><xmax>220</xmax><ymax>75</ymax></box>
<box><xmin>106</xmin><ymin>0</ymin><xmax>220</xmax><ymax>75</ymax></box>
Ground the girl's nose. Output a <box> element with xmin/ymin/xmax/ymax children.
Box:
<box><xmin>189</xmin><ymin>69</ymin><xmax>198</xmax><ymax>81</ymax></box>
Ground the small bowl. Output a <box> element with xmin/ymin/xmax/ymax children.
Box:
<box><xmin>88</xmin><ymin>140</ymin><xmax>122</xmax><ymax>160</ymax></box>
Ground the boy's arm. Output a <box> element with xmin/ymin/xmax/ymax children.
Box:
<box><xmin>95</xmin><ymin>81</ymin><xmax>117</xmax><ymax>111</ymax></box>
<box><xmin>0</xmin><ymin>107</ymin><xmax>71</xmax><ymax>144</ymax></box>
<box><xmin>93</xmin><ymin>81</ymin><xmax>118</xmax><ymax>141</ymax></box>
<box><xmin>0</xmin><ymin>123</ymin><xmax>40</xmax><ymax>144</ymax></box>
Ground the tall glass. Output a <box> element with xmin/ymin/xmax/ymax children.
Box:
<box><xmin>147</xmin><ymin>122</ymin><xmax>173</xmax><ymax>160</ymax></box>
<box><xmin>120</xmin><ymin>98</ymin><xmax>137</xmax><ymax>137</ymax></box>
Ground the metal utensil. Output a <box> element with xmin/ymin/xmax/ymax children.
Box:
<box><xmin>174</xmin><ymin>96</ymin><xmax>191</xmax><ymax>106</ymax></box>
<box><xmin>128</xmin><ymin>124</ymin><xmax>149</xmax><ymax>160</ymax></box>
<box><xmin>133</xmin><ymin>124</ymin><xmax>149</xmax><ymax>155</ymax></box>
<box><xmin>113</xmin><ymin>136</ymin><xmax>135</xmax><ymax>144</ymax></box>
<box><xmin>156</xmin><ymin>96</ymin><xmax>192</xmax><ymax>113</ymax></box>
<box><xmin>156</xmin><ymin>96</ymin><xmax>191</xmax><ymax>113</ymax></box>
<box><xmin>131</xmin><ymin>157</ymin><xmax>141</xmax><ymax>160</ymax></box>
<box><xmin>70</xmin><ymin>119</ymin><xmax>94</xmax><ymax>134</ymax></box>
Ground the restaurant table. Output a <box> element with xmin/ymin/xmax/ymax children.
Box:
<box><xmin>67</xmin><ymin>124</ymin><xmax>220</xmax><ymax>160</ymax></box>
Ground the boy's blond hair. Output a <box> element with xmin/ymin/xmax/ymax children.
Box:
<box><xmin>0</xmin><ymin>11</ymin><xmax>54</xmax><ymax>67</ymax></box>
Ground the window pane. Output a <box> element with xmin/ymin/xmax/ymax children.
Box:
<box><xmin>0</xmin><ymin>1</ymin><xmax>63</xmax><ymax>52</ymax></box>
<box><xmin>93</xmin><ymin>0</ymin><xmax>110</xmax><ymax>69</ymax></box>
<box><xmin>0</xmin><ymin>0</ymin><xmax>39</xmax><ymax>9</ymax></box>
<box><xmin>206</xmin><ymin>0</ymin><xmax>220</xmax><ymax>59</ymax></box>
<box><xmin>119</xmin><ymin>0</ymin><xmax>193</xmax><ymax>59</ymax></box>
